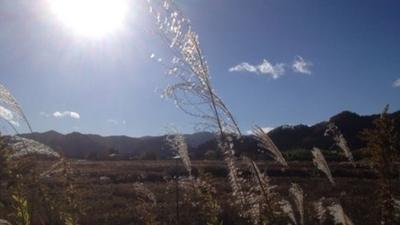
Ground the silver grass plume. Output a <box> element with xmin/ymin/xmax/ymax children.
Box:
<box><xmin>280</xmin><ymin>199</ymin><xmax>297</xmax><ymax>225</ymax></box>
<box><xmin>313</xmin><ymin>198</ymin><xmax>327</xmax><ymax>224</ymax></box>
<box><xmin>166</xmin><ymin>132</ymin><xmax>191</xmax><ymax>177</ymax></box>
<box><xmin>148</xmin><ymin>0</ymin><xmax>241</xmax><ymax>136</ymax></box>
<box><xmin>381</xmin><ymin>104</ymin><xmax>390</xmax><ymax>119</ymax></box>
<box><xmin>327</xmin><ymin>203</ymin><xmax>354</xmax><ymax>225</ymax></box>
<box><xmin>0</xmin><ymin>219</ymin><xmax>12</xmax><ymax>225</ymax></box>
<box><xmin>325</xmin><ymin>123</ymin><xmax>354</xmax><ymax>163</ymax></box>
<box><xmin>8</xmin><ymin>136</ymin><xmax>60</xmax><ymax>159</ymax></box>
<box><xmin>312</xmin><ymin>147</ymin><xmax>335</xmax><ymax>185</ymax></box>
<box><xmin>0</xmin><ymin>83</ymin><xmax>32</xmax><ymax>133</ymax></box>
<box><xmin>149</xmin><ymin>1</ymin><xmax>248</xmax><ymax>217</ymax></box>
<box><xmin>253</xmin><ymin>125</ymin><xmax>287</xmax><ymax>167</ymax></box>
<box><xmin>219</xmin><ymin>139</ymin><xmax>247</xmax><ymax>207</ymax></box>
<box><xmin>245</xmin><ymin>157</ymin><xmax>282</xmax><ymax>224</ymax></box>
<box><xmin>394</xmin><ymin>197</ymin><xmax>400</xmax><ymax>220</ymax></box>
<box><xmin>289</xmin><ymin>183</ymin><xmax>304</xmax><ymax>225</ymax></box>
<box><xmin>395</xmin><ymin>197</ymin><xmax>400</xmax><ymax>210</ymax></box>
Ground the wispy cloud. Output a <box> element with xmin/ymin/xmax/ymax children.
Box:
<box><xmin>230</xmin><ymin>56</ymin><xmax>313</xmax><ymax>78</ymax></box>
<box><xmin>229</xmin><ymin>59</ymin><xmax>285</xmax><ymax>79</ymax></box>
<box><xmin>392</xmin><ymin>78</ymin><xmax>400</xmax><ymax>88</ymax></box>
<box><xmin>39</xmin><ymin>112</ymin><xmax>50</xmax><ymax>118</ymax></box>
<box><xmin>0</xmin><ymin>105</ymin><xmax>19</xmax><ymax>126</ymax></box>
<box><xmin>292</xmin><ymin>56</ymin><xmax>312</xmax><ymax>75</ymax></box>
<box><xmin>53</xmin><ymin>111</ymin><xmax>80</xmax><ymax>119</ymax></box>
<box><xmin>107</xmin><ymin>119</ymin><xmax>126</xmax><ymax>125</ymax></box>
<box><xmin>246</xmin><ymin>127</ymin><xmax>274</xmax><ymax>135</ymax></box>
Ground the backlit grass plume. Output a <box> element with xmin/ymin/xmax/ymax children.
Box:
<box><xmin>327</xmin><ymin>203</ymin><xmax>354</xmax><ymax>225</ymax></box>
<box><xmin>245</xmin><ymin>157</ymin><xmax>285</xmax><ymax>224</ymax></box>
<box><xmin>149</xmin><ymin>1</ymin><xmax>249</xmax><ymax>219</ymax></box>
<box><xmin>165</xmin><ymin>128</ymin><xmax>222</xmax><ymax>225</ymax></box>
<box><xmin>148</xmin><ymin>0</ymin><xmax>241</xmax><ymax>136</ymax></box>
<box><xmin>0</xmin><ymin>83</ymin><xmax>32</xmax><ymax>133</ymax></box>
<box><xmin>325</xmin><ymin>123</ymin><xmax>353</xmax><ymax>163</ymax></box>
<box><xmin>253</xmin><ymin>125</ymin><xmax>287</xmax><ymax>167</ymax></box>
<box><xmin>289</xmin><ymin>183</ymin><xmax>304</xmax><ymax>225</ymax></box>
<box><xmin>219</xmin><ymin>139</ymin><xmax>247</xmax><ymax>208</ymax></box>
<box><xmin>8</xmin><ymin>136</ymin><xmax>60</xmax><ymax>159</ymax></box>
<box><xmin>313</xmin><ymin>198</ymin><xmax>327</xmax><ymax>225</ymax></box>
<box><xmin>280</xmin><ymin>199</ymin><xmax>297</xmax><ymax>225</ymax></box>
<box><xmin>394</xmin><ymin>198</ymin><xmax>400</xmax><ymax>220</ymax></box>
<box><xmin>362</xmin><ymin>104</ymin><xmax>399</xmax><ymax>225</ymax></box>
<box><xmin>312</xmin><ymin>147</ymin><xmax>335</xmax><ymax>185</ymax></box>
<box><xmin>0</xmin><ymin>219</ymin><xmax>12</xmax><ymax>225</ymax></box>
<box><xmin>166</xmin><ymin>131</ymin><xmax>191</xmax><ymax>177</ymax></box>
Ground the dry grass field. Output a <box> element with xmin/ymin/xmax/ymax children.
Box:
<box><xmin>56</xmin><ymin>160</ymin><xmax>396</xmax><ymax>225</ymax></box>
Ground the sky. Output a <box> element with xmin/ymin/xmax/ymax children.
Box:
<box><xmin>0</xmin><ymin>0</ymin><xmax>399</xmax><ymax>136</ymax></box>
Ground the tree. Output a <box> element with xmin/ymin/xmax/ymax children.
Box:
<box><xmin>362</xmin><ymin>105</ymin><xmax>400</xmax><ymax>225</ymax></box>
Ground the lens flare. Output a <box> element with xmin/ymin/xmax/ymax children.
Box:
<box><xmin>49</xmin><ymin>0</ymin><xmax>128</xmax><ymax>38</ymax></box>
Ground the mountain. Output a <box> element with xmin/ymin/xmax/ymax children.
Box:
<box><xmin>20</xmin><ymin>110</ymin><xmax>400</xmax><ymax>160</ymax></box>
<box><xmin>193</xmin><ymin>110</ymin><xmax>399</xmax><ymax>160</ymax></box>
<box><xmin>21</xmin><ymin>131</ymin><xmax>214</xmax><ymax>159</ymax></box>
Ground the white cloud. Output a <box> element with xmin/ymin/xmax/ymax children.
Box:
<box><xmin>229</xmin><ymin>59</ymin><xmax>285</xmax><ymax>79</ymax></box>
<box><xmin>292</xmin><ymin>56</ymin><xmax>312</xmax><ymax>74</ymax></box>
<box><xmin>229</xmin><ymin>62</ymin><xmax>258</xmax><ymax>73</ymax></box>
<box><xmin>39</xmin><ymin>112</ymin><xmax>50</xmax><ymax>118</ymax></box>
<box><xmin>393</xmin><ymin>78</ymin><xmax>400</xmax><ymax>88</ymax></box>
<box><xmin>107</xmin><ymin>119</ymin><xmax>119</xmax><ymax>125</ymax></box>
<box><xmin>0</xmin><ymin>105</ymin><xmax>19</xmax><ymax>126</ymax></box>
<box><xmin>53</xmin><ymin>111</ymin><xmax>80</xmax><ymax>119</ymax></box>
<box><xmin>257</xmin><ymin>60</ymin><xmax>285</xmax><ymax>79</ymax></box>
<box><xmin>246</xmin><ymin>127</ymin><xmax>274</xmax><ymax>135</ymax></box>
<box><xmin>107</xmin><ymin>119</ymin><xmax>126</xmax><ymax>125</ymax></box>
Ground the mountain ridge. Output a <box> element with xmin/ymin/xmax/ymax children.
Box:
<box><xmin>20</xmin><ymin>110</ymin><xmax>400</xmax><ymax>160</ymax></box>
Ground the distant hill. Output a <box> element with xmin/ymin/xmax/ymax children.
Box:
<box><xmin>21</xmin><ymin>110</ymin><xmax>400</xmax><ymax>160</ymax></box>
<box><xmin>21</xmin><ymin>130</ymin><xmax>214</xmax><ymax>159</ymax></box>
<box><xmin>194</xmin><ymin>110</ymin><xmax>399</xmax><ymax>160</ymax></box>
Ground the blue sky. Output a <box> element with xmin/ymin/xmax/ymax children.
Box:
<box><xmin>0</xmin><ymin>0</ymin><xmax>399</xmax><ymax>136</ymax></box>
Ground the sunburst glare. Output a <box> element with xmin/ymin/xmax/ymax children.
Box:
<box><xmin>49</xmin><ymin>0</ymin><xmax>128</xmax><ymax>38</ymax></box>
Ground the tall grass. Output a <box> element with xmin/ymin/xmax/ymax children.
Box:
<box><xmin>312</xmin><ymin>147</ymin><xmax>335</xmax><ymax>185</ymax></box>
<box><xmin>0</xmin><ymin>82</ymin><xmax>80</xmax><ymax>225</ymax></box>
<box><xmin>361</xmin><ymin>105</ymin><xmax>400</xmax><ymax>225</ymax></box>
<box><xmin>148</xmin><ymin>1</ymin><xmax>364</xmax><ymax>225</ymax></box>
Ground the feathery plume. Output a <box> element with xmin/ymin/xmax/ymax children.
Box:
<box><xmin>245</xmin><ymin>157</ymin><xmax>283</xmax><ymax>224</ymax></box>
<box><xmin>148</xmin><ymin>1</ymin><xmax>253</xmax><ymax>220</ymax></box>
<box><xmin>313</xmin><ymin>198</ymin><xmax>327</xmax><ymax>224</ymax></box>
<box><xmin>381</xmin><ymin>104</ymin><xmax>390</xmax><ymax>118</ymax></box>
<box><xmin>8</xmin><ymin>136</ymin><xmax>59</xmax><ymax>159</ymax></box>
<box><xmin>166</xmin><ymin>132</ymin><xmax>191</xmax><ymax>176</ymax></box>
<box><xmin>0</xmin><ymin>83</ymin><xmax>32</xmax><ymax>132</ymax></box>
<box><xmin>253</xmin><ymin>125</ymin><xmax>287</xmax><ymax>167</ymax></box>
<box><xmin>0</xmin><ymin>219</ymin><xmax>12</xmax><ymax>225</ymax></box>
<box><xmin>280</xmin><ymin>199</ymin><xmax>297</xmax><ymax>225</ymax></box>
<box><xmin>394</xmin><ymin>197</ymin><xmax>400</xmax><ymax>218</ymax></box>
<box><xmin>327</xmin><ymin>203</ymin><xmax>354</xmax><ymax>225</ymax></box>
<box><xmin>325</xmin><ymin>123</ymin><xmax>354</xmax><ymax>163</ymax></box>
<box><xmin>312</xmin><ymin>147</ymin><xmax>335</xmax><ymax>185</ymax></box>
<box><xmin>148</xmin><ymin>0</ymin><xmax>241</xmax><ymax>136</ymax></box>
<box><xmin>395</xmin><ymin>197</ymin><xmax>400</xmax><ymax>210</ymax></box>
<box><xmin>289</xmin><ymin>183</ymin><xmax>304</xmax><ymax>225</ymax></box>
<box><xmin>219</xmin><ymin>139</ymin><xmax>246</xmax><ymax>206</ymax></box>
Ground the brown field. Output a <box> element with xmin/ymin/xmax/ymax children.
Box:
<box><xmin>55</xmin><ymin>160</ymin><xmax>398</xmax><ymax>225</ymax></box>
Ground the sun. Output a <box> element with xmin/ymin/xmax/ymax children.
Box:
<box><xmin>49</xmin><ymin>0</ymin><xmax>128</xmax><ymax>38</ymax></box>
